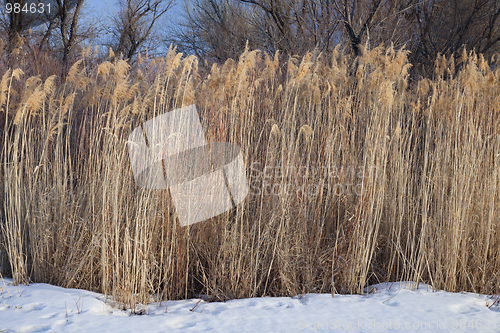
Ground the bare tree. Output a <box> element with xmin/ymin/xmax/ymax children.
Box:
<box><xmin>56</xmin><ymin>0</ymin><xmax>85</xmax><ymax>65</ymax></box>
<box><xmin>332</xmin><ymin>0</ymin><xmax>385</xmax><ymax>56</ymax></box>
<box><xmin>403</xmin><ymin>0</ymin><xmax>500</xmax><ymax>75</ymax></box>
<box><xmin>177</xmin><ymin>0</ymin><xmax>341</xmax><ymax>61</ymax></box>
<box><xmin>175</xmin><ymin>0</ymin><xmax>500</xmax><ymax>78</ymax></box>
<box><xmin>4</xmin><ymin>0</ymin><xmax>28</xmax><ymax>52</ymax></box>
<box><xmin>1</xmin><ymin>0</ymin><xmax>62</xmax><ymax>54</ymax></box>
<box><xmin>239</xmin><ymin>0</ymin><xmax>341</xmax><ymax>56</ymax></box>
<box><xmin>109</xmin><ymin>0</ymin><xmax>173</xmax><ymax>60</ymax></box>
<box><xmin>175</xmin><ymin>0</ymin><xmax>406</xmax><ymax>61</ymax></box>
<box><xmin>0</xmin><ymin>0</ymin><xmax>101</xmax><ymax>69</ymax></box>
<box><xmin>175</xmin><ymin>0</ymin><xmax>257</xmax><ymax>62</ymax></box>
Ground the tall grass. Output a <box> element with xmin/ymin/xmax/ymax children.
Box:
<box><xmin>1</xmin><ymin>45</ymin><xmax>499</xmax><ymax>310</ymax></box>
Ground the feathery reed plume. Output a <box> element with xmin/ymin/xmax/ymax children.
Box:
<box><xmin>1</xmin><ymin>45</ymin><xmax>499</xmax><ymax>309</ymax></box>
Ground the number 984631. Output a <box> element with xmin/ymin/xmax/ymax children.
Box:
<box><xmin>5</xmin><ymin>1</ymin><xmax>50</xmax><ymax>14</ymax></box>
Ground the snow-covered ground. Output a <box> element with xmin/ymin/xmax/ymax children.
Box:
<box><xmin>0</xmin><ymin>277</ymin><xmax>499</xmax><ymax>332</ymax></box>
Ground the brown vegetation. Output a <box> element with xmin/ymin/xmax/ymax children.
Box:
<box><xmin>1</xmin><ymin>44</ymin><xmax>500</xmax><ymax>312</ymax></box>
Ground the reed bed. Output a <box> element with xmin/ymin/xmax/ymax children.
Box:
<box><xmin>1</xmin><ymin>45</ymin><xmax>499</xmax><ymax>310</ymax></box>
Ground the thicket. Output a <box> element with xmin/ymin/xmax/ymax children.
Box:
<box><xmin>1</xmin><ymin>44</ymin><xmax>499</xmax><ymax>311</ymax></box>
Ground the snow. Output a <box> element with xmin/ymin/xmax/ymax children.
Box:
<box><xmin>0</xmin><ymin>277</ymin><xmax>499</xmax><ymax>332</ymax></box>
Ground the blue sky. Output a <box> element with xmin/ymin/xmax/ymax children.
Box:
<box><xmin>83</xmin><ymin>0</ymin><xmax>117</xmax><ymax>22</ymax></box>
<box><xmin>83</xmin><ymin>0</ymin><xmax>183</xmax><ymax>24</ymax></box>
